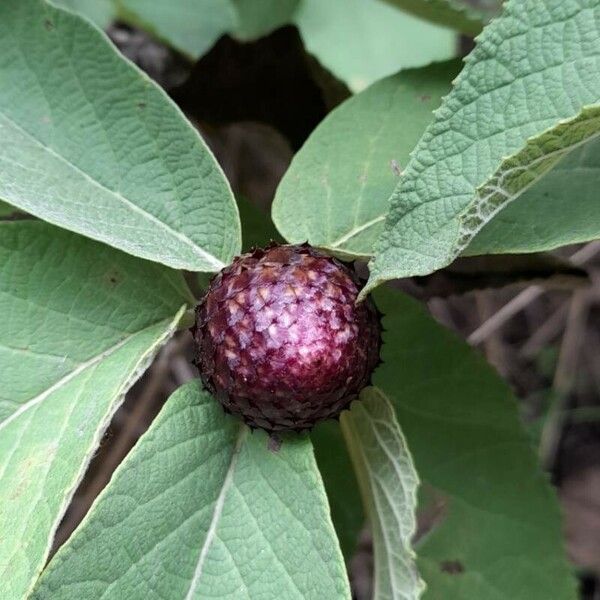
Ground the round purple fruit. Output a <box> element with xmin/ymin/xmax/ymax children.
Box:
<box><xmin>192</xmin><ymin>243</ymin><xmax>381</xmax><ymax>432</ymax></box>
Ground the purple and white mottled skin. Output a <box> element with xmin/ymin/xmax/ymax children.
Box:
<box><xmin>193</xmin><ymin>243</ymin><xmax>381</xmax><ymax>432</ymax></box>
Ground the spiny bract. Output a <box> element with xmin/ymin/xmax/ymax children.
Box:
<box><xmin>192</xmin><ymin>243</ymin><xmax>381</xmax><ymax>432</ymax></box>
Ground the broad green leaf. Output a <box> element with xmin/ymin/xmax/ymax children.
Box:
<box><xmin>373</xmin><ymin>288</ymin><xmax>577</xmax><ymax>599</ymax></box>
<box><xmin>0</xmin><ymin>0</ymin><xmax>240</xmax><ymax>273</ymax></box>
<box><xmin>364</xmin><ymin>0</ymin><xmax>600</xmax><ymax>297</ymax></box>
<box><xmin>341</xmin><ymin>389</ymin><xmax>424</xmax><ymax>600</ymax></box>
<box><xmin>295</xmin><ymin>0</ymin><xmax>456</xmax><ymax>93</ymax></box>
<box><xmin>467</xmin><ymin>135</ymin><xmax>600</xmax><ymax>255</ymax></box>
<box><xmin>50</xmin><ymin>0</ymin><xmax>116</xmax><ymax>28</ymax></box>
<box><xmin>33</xmin><ymin>381</ymin><xmax>351</xmax><ymax>600</ymax></box>
<box><xmin>273</xmin><ymin>61</ymin><xmax>460</xmax><ymax>259</ymax></box>
<box><xmin>382</xmin><ymin>0</ymin><xmax>495</xmax><ymax>36</ymax></box>
<box><xmin>314</xmin><ymin>287</ymin><xmax>577</xmax><ymax>597</ymax></box>
<box><xmin>116</xmin><ymin>0</ymin><xmax>237</xmax><ymax>58</ymax></box>
<box><xmin>311</xmin><ymin>420</ymin><xmax>364</xmax><ymax>561</ymax></box>
<box><xmin>0</xmin><ymin>221</ymin><xmax>190</xmax><ymax>599</ymax></box>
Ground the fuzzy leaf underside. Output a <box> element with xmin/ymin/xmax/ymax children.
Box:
<box><xmin>364</xmin><ymin>0</ymin><xmax>600</xmax><ymax>297</ymax></box>
<box><xmin>457</xmin><ymin>107</ymin><xmax>600</xmax><ymax>252</ymax></box>
<box><xmin>341</xmin><ymin>390</ymin><xmax>424</xmax><ymax>600</ymax></box>
<box><xmin>33</xmin><ymin>381</ymin><xmax>351</xmax><ymax>600</ymax></box>
<box><xmin>273</xmin><ymin>61</ymin><xmax>460</xmax><ymax>259</ymax></box>
<box><xmin>0</xmin><ymin>221</ymin><xmax>190</xmax><ymax>600</ymax></box>
<box><xmin>0</xmin><ymin>0</ymin><xmax>240</xmax><ymax>273</ymax></box>
<box><xmin>468</xmin><ymin>133</ymin><xmax>600</xmax><ymax>254</ymax></box>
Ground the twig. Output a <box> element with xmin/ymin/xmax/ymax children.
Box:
<box><xmin>426</xmin><ymin>297</ymin><xmax>457</xmax><ymax>330</ymax></box>
<box><xmin>539</xmin><ymin>289</ymin><xmax>590</xmax><ymax>469</ymax></box>
<box><xmin>582</xmin><ymin>330</ymin><xmax>600</xmax><ymax>395</ymax></box>
<box><xmin>171</xmin><ymin>355</ymin><xmax>197</xmax><ymax>385</ymax></box>
<box><xmin>520</xmin><ymin>302</ymin><xmax>570</xmax><ymax>358</ymax></box>
<box><xmin>468</xmin><ymin>285</ymin><xmax>544</xmax><ymax>345</ymax></box>
<box><xmin>468</xmin><ymin>242</ymin><xmax>600</xmax><ymax>345</ymax></box>
<box><xmin>475</xmin><ymin>290</ymin><xmax>509</xmax><ymax>377</ymax></box>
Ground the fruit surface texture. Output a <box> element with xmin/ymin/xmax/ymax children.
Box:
<box><xmin>193</xmin><ymin>244</ymin><xmax>381</xmax><ymax>431</ymax></box>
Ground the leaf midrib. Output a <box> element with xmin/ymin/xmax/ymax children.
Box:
<box><xmin>343</xmin><ymin>391</ymin><xmax>405</xmax><ymax>600</ymax></box>
<box><xmin>184</xmin><ymin>425</ymin><xmax>248</xmax><ymax>600</ymax></box>
<box><xmin>0</xmin><ymin>313</ymin><xmax>183</xmax><ymax>434</ymax></box>
<box><xmin>0</xmin><ymin>111</ymin><xmax>225</xmax><ymax>270</ymax></box>
<box><xmin>330</xmin><ymin>214</ymin><xmax>386</xmax><ymax>249</ymax></box>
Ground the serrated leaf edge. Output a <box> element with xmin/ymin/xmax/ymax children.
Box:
<box><xmin>456</xmin><ymin>106</ymin><xmax>600</xmax><ymax>254</ymax></box>
<box><xmin>361</xmin><ymin>94</ymin><xmax>600</xmax><ymax>299</ymax></box>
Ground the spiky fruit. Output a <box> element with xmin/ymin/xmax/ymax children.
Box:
<box><xmin>192</xmin><ymin>243</ymin><xmax>381</xmax><ymax>432</ymax></box>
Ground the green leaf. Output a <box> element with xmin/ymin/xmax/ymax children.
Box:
<box><xmin>382</xmin><ymin>0</ymin><xmax>494</xmax><ymax>36</ymax></box>
<box><xmin>50</xmin><ymin>0</ymin><xmax>116</xmax><ymax>28</ymax></box>
<box><xmin>0</xmin><ymin>0</ymin><xmax>240</xmax><ymax>273</ymax></box>
<box><xmin>341</xmin><ymin>389</ymin><xmax>424</xmax><ymax>600</ymax></box>
<box><xmin>364</xmin><ymin>0</ymin><xmax>600</xmax><ymax>297</ymax></box>
<box><xmin>116</xmin><ymin>0</ymin><xmax>237</xmax><ymax>59</ymax></box>
<box><xmin>33</xmin><ymin>381</ymin><xmax>351</xmax><ymax>600</ymax></box>
<box><xmin>295</xmin><ymin>0</ymin><xmax>456</xmax><ymax>93</ymax></box>
<box><xmin>0</xmin><ymin>221</ymin><xmax>190</xmax><ymax>599</ymax></box>
<box><xmin>273</xmin><ymin>61</ymin><xmax>460</xmax><ymax>259</ymax></box>
<box><xmin>373</xmin><ymin>288</ymin><xmax>577</xmax><ymax>599</ymax></box>
<box><xmin>316</xmin><ymin>286</ymin><xmax>578</xmax><ymax>597</ymax></box>
<box><xmin>467</xmin><ymin>135</ymin><xmax>600</xmax><ymax>255</ymax></box>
